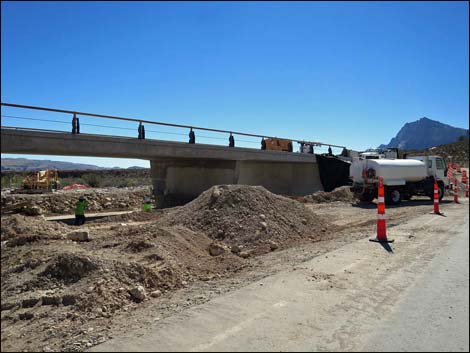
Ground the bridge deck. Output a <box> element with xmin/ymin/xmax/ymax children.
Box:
<box><xmin>1</xmin><ymin>128</ymin><xmax>317</xmax><ymax>163</ymax></box>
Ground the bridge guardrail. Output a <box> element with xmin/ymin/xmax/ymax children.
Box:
<box><xmin>1</xmin><ymin>102</ymin><xmax>346</xmax><ymax>153</ymax></box>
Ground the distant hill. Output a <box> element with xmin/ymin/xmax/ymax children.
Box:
<box><xmin>379</xmin><ymin>117</ymin><xmax>468</xmax><ymax>150</ymax></box>
<box><xmin>1</xmin><ymin>158</ymin><xmax>106</xmax><ymax>171</ymax></box>
<box><xmin>404</xmin><ymin>139</ymin><xmax>470</xmax><ymax>168</ymax></box>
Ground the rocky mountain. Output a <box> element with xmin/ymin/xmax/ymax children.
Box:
<box><xmin>379</xmin><ymin>117</ymin><xmax>468</xmax><ymax>150</ymax></box>
<box><xmin>1</xmin><ymin>158</ymin><xmax>106</xmax><ymax>171</ymax></box>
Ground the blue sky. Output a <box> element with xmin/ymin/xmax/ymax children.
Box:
<box><xmin>1</xmin><ymin>1</ymin><xmax>469</xmax><ymax>168</ymax></box>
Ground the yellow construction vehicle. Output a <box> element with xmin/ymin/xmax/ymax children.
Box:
<box><xmin>21</xmin><ymin>169</ymin><xmax>59</xmax><ymax>193</ymax></box>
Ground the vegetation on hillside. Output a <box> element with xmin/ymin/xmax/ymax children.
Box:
<box><xmin>403</xmin><ymin>136</ymin><xmax>469</xmax><ymax>167</ymax></box>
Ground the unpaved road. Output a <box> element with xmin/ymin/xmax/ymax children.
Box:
<box><xmin>91</xmin><ymin>200</ymin><xmax>469</xmax><ymax>352</ymax></box>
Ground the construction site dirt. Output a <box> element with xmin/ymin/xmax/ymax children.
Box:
<box><xmin>1</xmin><ymin>182</ymin><xmax>463</xmax><ymax>352</ymax></box>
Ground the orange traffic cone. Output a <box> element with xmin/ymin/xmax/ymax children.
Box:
<box><xmin>370</xmin><ymin>177</ymin><xmax>394</xmax><ymax>243</ymax></box>
<box><xmin>454</xmin><ymin>178</ymin><xmax>459</xmax><ymax>203</ymax></box>
<box><xmin>433</xmin><ymin>179</ymin><xmax>441</xmax><ymax>214</ymax></box>
<box><xmin>462</xmin><ymin>170</ymin><xmax>468</xmax><ymax>184</ymax></box>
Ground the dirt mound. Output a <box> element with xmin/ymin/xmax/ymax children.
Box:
<box><xmin>306</xmin><ymin>186</ymin><xmax>355</xmax><ymax>203</ymax></box>
<box><xmin>160</xmin><ymin>185</ymin><xmax>333</xmax><ymax>254</ymax></box>
<box><xmin>1</xmin><ymin>214</ymin><xmax>68</xmax><ymax>241</ymax></box>
<box><xmin>42</xmin><ymin>254</ymin><xmax>99</xmax><ymax>283</ymax></box>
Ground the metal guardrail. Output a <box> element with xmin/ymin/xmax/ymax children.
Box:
<box><xmin>0</xmin><ymin>102</ymin><xmax>347</xmax><ymax>149</ymax></box>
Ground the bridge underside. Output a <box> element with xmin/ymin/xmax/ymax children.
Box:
<box><xmin>1</xmin><ymin>128</ymin><xmax>323</xmax><ymax>205</ymax></box>
<box><xmin>150</xmin><ymin>159</ymin><xmax>322</xmax><ymax>207</ymax></box>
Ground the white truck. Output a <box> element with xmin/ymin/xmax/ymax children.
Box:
<box><xmin>350</xmin><ymin>155</ymin><xmax>449</xmax><ymax>204</ymax></box>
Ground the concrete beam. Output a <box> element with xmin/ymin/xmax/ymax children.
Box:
<box><xmin>1</xmin><ymin>128</ymin><xmax>316</xmax><ymax>163</ymax></box>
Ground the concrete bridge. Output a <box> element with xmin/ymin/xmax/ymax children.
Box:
<box><xmin>1</xmin><ymin>127</ymin><xmax>323</xmax><ymax>206</ymax></box>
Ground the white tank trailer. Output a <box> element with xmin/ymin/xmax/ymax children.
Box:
<box><xmin>350</xmin><ymin>155</ymin><xmax>449</xmax><ymax>204</ymax></box>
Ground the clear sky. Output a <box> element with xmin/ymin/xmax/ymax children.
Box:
<box><xmin>1</xmin><ymin>1</ymin><xmax>469</xmax><ymax>168</ymax></box>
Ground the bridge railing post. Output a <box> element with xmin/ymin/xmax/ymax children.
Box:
<box><xmin>138</xmin><ymin>122</ymin><xmax>145</xmax><ymax>139</ymax></box>
<box><xmin>189</xmin><ymin>128</ymin><xmax>195</xmax><ymax>144</ymax></box>
<box><xmin>72</xmin><ymin>113</ymin><xmax>80</xmax><ymax>134</ymax></box>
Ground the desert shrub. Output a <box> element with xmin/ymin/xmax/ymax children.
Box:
<box><xmin>81</xmin><ymin>173</ymin><xmax>102</xmax><ymax>187</ymax></box>
<box><xmin>1</xmin><ymin>174</ymin><xmax>24</xmax><ymax>189</ymax></box>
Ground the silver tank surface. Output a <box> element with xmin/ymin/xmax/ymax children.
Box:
<box><xmin>351</xmin><ymin>159</ymin><xmax>427</xmax><ymax>184</ymax></box>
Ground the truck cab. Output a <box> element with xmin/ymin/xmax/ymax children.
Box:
<box><xmin>405</xmin><ymin>155</ymin><xmax>448</xmax><ymax>186</ymax></box>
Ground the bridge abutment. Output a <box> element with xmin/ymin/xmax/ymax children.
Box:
<box><xmin>150</xmin><ymin>159</ymin><xmax>322</xmax><ymax>207</ymax></box>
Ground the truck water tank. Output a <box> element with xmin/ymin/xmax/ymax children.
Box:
<box><xmin>367</xmin><ymin>159</ymin><xmax>427</xmax><ymax>183</ymax></box>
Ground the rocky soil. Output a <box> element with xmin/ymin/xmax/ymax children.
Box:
<box><xmin>1</xmin><ymin>186</ymin><xmax>152</xmax><ymax>216</ymax></box>
<box><xmin>161</xmin><ymin>185</ymin><xmax>334</xmax><ymax>256</ymax></box>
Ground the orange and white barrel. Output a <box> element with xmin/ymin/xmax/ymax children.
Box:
<box><xmin>433</xmin><ymin>179</ymin><xmax>440</xmax><ymax>214</ymax></box>
<box><xmin>462</xmin><ymin>170</ymin><xmax>468</xmax><ymax>184</ymax></box>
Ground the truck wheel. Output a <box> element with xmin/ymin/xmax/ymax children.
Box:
<box><xmin>387</xmin><ymin>189</ymin><xmax>402</xmax><ymax>205</ymax></box>
<box><xmin>438</xmin><ymin>184</ymin><xmax>445</xmax><ymax>201</ymax></box>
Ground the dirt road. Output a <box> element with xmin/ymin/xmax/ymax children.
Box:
<box><xmin>91</xmin><ymin>200</ymin><xmax>469</xmax><ymax>352</ymax></box>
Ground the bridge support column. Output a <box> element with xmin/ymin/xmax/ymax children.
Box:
<box><xmin>150</xmin><ymin>161</ymin><xmax>168</xmax><ymax>208</ymax></box>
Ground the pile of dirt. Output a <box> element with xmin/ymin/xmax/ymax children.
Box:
<box><xmin>1</xmin><ymin>186</ymin><xmax>152</xmax><ymax>215</ymax></box>
<box><xmin>305</xmin><ymin>186</ymin><xmax>355</xmax><ymax>203</ymax></box>
<box><xmin>161</xmin><ymin>185</ymin><xmax>333</xmax><ymax>255</ymax></box>
<box><xmin>1</xmin><ymin>214</ymin><xmax>68</xmax><ymax>241</ymax></box>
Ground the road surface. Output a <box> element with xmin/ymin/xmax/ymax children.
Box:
<box><xmin>91</xmin><ymin>200</ymin><xmax>469</xmax><ymax>352</ymax></box>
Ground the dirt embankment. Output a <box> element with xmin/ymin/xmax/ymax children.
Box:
<box><xmin>1</xmin><ymin>184</ymin><xmax>334</xmax><ymax>352</ymax></box>
<box><xmin>1</xmin><ymin>186</ymin><xmax>152</xmax><ymax>215</ymax></box>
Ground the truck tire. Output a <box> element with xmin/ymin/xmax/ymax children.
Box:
<box><xmin>439</xmin><ymin>185</ymin><xmax>445</xmax><ymax>201</ymax></box>
<box><xmin>387</xmin><ymin>188</ymin><xmax>402</xmax><ymax>205</ymax></box>
<box><xmin>427</xmin><ymin>182</ymin><xmax>445</xmax><ymax>201</ymax></box>
<box><xmin>437</xmin><ymin>182</ymin><xmax>445</xmax><ymax>201</ymax></box>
